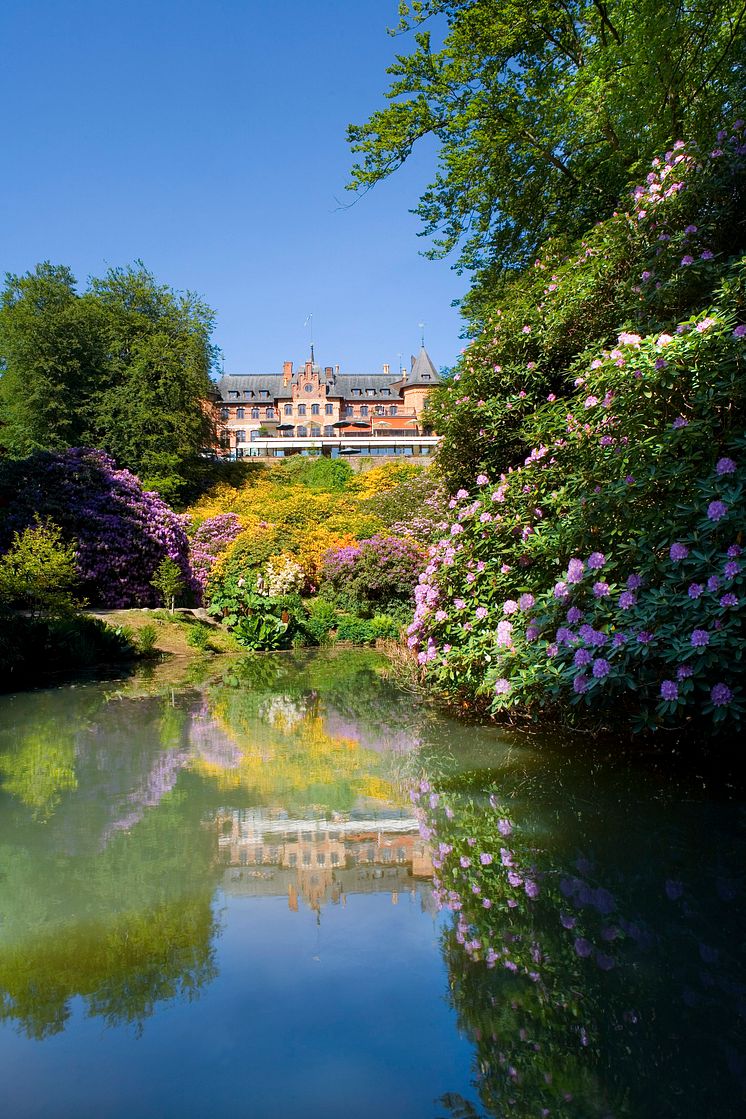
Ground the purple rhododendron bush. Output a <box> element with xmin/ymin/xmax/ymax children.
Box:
<box><xmin>410</xmin><ymin>128</ymin><xmax>746</xmax><ymax>733</ymax></box>
<box><xmin>186</xmin><ymin>513</ymin><xmax>244</xmax><ymax>593</ymax></box>
<box><xmin>0</xmin><ymin>448</ymin><xmax>193</xmax><ymax>607</ymax></box>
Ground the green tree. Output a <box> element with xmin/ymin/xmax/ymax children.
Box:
<box><xmin>151</xmin><ymin>556</ymin><xmax>185</xmax><ymax>612</ymax></box>
<box><xmin>348</xmin><ymin>0</ymin><xmax>746</xmax><ymax>317</ymax></box>
<box><xmin>90</xmin><ymin>263</ymin><xmax>217</xmax><ymax>502</ymax></box>
<box><xmin>0</xmin><ymin>261</ymin><xmax>217</xmax><ymax>503</ymax></box>
<box><xmin>0</xmin><ymin>263</ymin><xmax>107</xmax><ymax>454</ymax></box>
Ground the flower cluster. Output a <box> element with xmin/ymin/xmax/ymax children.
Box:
<box><xmin>188</xmin><ymin>513</ymin><xmax>244</xmax><ymax>594</ymax></box>
<box><xmin>0</xmin><ymin>448</ymin><xmax>194</xmax><ymax>607</ymax></box>
<box><xmin>409</xmin><ymin>305</ymin><xmax>745</xmax><ymax>731</ymax></box>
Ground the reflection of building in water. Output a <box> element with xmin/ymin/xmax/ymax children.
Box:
<box><xmin>213</xmin><ymin>808</ymin><xmax>434</xmax><ymax>915</ymax></box>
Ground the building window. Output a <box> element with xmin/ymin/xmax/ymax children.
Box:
<box><xmin>296</xmin><ymin>425</ymin><xmax>307</xmax><ymax>437</ymax></box>
<box><xmin>251</xmin><ymin>407</ymin><xmax>259</xmax><ymax>419</ymax></box>
<box><xmin>297</xmin><ymin>404</ymin><xmax>306</xmax><ymax>416</ymax></box>
<box><xmin>304</xmin><ymin>383</ymin><xmax>314</xmax><ymax>393</ymax></box>
<box><xmin>375</xmin><ymin>405</ymin><xmax>385</xmax><ymax>415</ymax></box>
<box><xmin>243</xmin><ymin>390</ymin><xmax>253</xmax><ymax>399</ymax></box>
<box><xmin>324</xmin><ymin>425</ymin><xmax>334</xmax><ymax>437</ymax></box>
<box><xmin>229</xmin><ymin>391</ymin><xmax>239</xmax><ymax>399</ymax></box>
<box><xmin>325</xmin><ymin>403</ymin><xmax>333</xmax><ymax>415</ymax></box>
<box><xmin>345</xmin><ymin>405</ymin><xmax>353</xmax><ymax>417</ymax></box>
<box><xmin>236</xmin><ymin>406</ymin><xmax>245</xmax><ymax>419</ymax></box>
<box><xmin>366</xmin><ymin>389</ymin><xmax>375</xmax><ymax>397</ymax></box>
<box><xmin>235</xmin><ymin>429</ymin><xmax>246</xmax><ymax>443</ymax></box>
<box><xmin>421</xmin><ymin>373</ymin><xmax>431</xmax><ymax>380</ymax></box>
<box><xmin>266</xmin><ymin>406</ymin><xmax>275</xmax><ymax>419</ymax></box>
<box><xmin>284</xmin><ymin>404</ymin><xmax>292</xmax><ymax>416</ymax></box>
<box><xmin>219</xmin><ymin>407</ymin><xmax>229</xmax><ymax>420</ymax></box>
<box><xmin>259</xmin><ymin>390</ymin><xmax>269</xmax><ymax>399</ymax></box>
<box><xmin>360</xmin><ymin>405</ymin><xmax>369</xmax><ymax>416</ymax></box>
<box><xmin>389</xmin><ymin>405</ymin><xmax>398</xmax><ymax>416</ymax></box>
<box><xmin>311</xmin><ymin>403</ymin><xmax>320</xmax><ymax>415</ymax></box>
<box><xmin>310</xmin><ymin>426</ymin><xmax>321</xmax><ymax>437</ymax></box>
<box><xmin>352</xmin><ymin>388</ymin><xmax>362</xmax><ymax>396</ymax></box>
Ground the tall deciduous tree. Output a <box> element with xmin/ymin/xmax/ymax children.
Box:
<box><xmin>0</xmin><ymin>263</ymin><xmax>107</xmax><ymax>454</ymax></box>
<box><xmin>89</xmin><ymin>264</ymin><xmax>217</xmax><ymax>502</ymax></box>
<box><xmin>348</xmin><ymin>0</ymin><xmax>746</xmax><ymax>317</ymax></box>
<box><xmin>0</xmin><ymin>262</ymin><xmax>217</xmax><ymax>503</ymax></box>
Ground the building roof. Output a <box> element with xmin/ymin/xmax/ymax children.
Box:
<box><xmin>214</xmin><ymin>348</ymin><xmax>440</xmax><ymax>403</ymax></box>
<box><xmin>217</xmin><ymin>373</ymin><xmax>291</xmax><ymax>400</ymax></box>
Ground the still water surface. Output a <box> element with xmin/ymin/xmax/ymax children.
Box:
<box><xmin>0</xmin><ymin>650</ymin><xmax>743</xmax><ymax>1118</ymax></box>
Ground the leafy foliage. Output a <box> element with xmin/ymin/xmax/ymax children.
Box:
<box><xmin>0</xmin><ymin>448</ymin><xmax>193</xmax><ymax>607</ymax></box>
<box><xmin>428</xmin><ymin>128</ymin><xmax>746</xmax><ymax>485</ymax></box>
<box><xmin>349</xmin><ymin>0</ymin><xmax>746</xmax><ymax>315</ymax></box>
<box><xmin>410</xmin><ymin>281</ymin><xmax>746</xmax><ymax>731</ymax></box>
<box><xmin>0</xmin><ymin>519</ymin><xmax>79</xmax><ymax>615</ymax></box>
<box><xmin>0</xmin><ymin>262</ymin><xmax>216</xmax><ymax>503</ymax></box>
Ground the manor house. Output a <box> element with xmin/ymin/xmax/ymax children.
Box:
<box><xmin>216</xmin><ymin>346</ymin><xmax>441</xmax><ymax>458</ymax></box>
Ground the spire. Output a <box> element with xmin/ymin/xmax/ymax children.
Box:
<box><xmin>406</xmin><ymin>345</ymin><xmax>440</xmax><ymax>386</ymax></box>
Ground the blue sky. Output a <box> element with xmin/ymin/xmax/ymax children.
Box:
<box><xmin>0</xmin><ymin>0</ymin><xmax>465</xmax><ymax>376</ymax></box>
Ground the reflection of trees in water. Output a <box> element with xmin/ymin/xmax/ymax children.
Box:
<box><xmin>0</xmin><ymin>649</ymin><xmax>430</xmax><ymax>1039</ymax></box>
<box><xmin>412</xmin><ymin>751</ymin><xmax>746</xmax><ymax>1119</ymax></box>
<box><xmin>0</xmin><ymin>791</ymin><xmax>219</xmax><ymax>1039</ymax></box>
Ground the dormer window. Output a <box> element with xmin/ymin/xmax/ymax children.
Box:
<box><xmin>244</xmin><ymin>390</ymin><xmax>253</xmax><ymax>399</ymax></box>
<box><xmin>421</xmin><ymin>374</ymin><xmax>431</xmax><ymax>380</ymax></box>
<box><xmin>228</xmin><ymin>391</ymin><xmax>239</xmax><ymax>399</ymax></box>
<box><xmin>259</xmin><ymin>390</ymin><xmax>269</xmax><ymax>399</ymax></box>
<box><xmin>366</xmin><ymin>389</ymin><xmax>375</xmax><ymax>397</ymax></box>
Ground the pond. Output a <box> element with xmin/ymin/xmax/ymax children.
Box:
<box><xmin>0</xmin><ymin>650</ymin><xmax>743</xmax><ymax>1118</ymax></box>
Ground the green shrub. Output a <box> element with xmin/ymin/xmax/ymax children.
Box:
<box><xmin>0</xmin><ymin>519</ymin><xmax>79</xmax><ymax>616</ymax></box>
<box><xmin>336</xmin><ymin>616</ymin><xmax>373</xmax><ymax>644</ymax></box>
<box><xmin>135</xmin><ymin>623</ymin><xmax>159</xmax><ymax>655</ymax></box>
<box><xmin>304</xmin><ymin>599</ymin><xmax>339</xmax><ymax>645</ymax></box>
<box><xmin>368</xmin><ymin>614</ymin><xmax>401</xmax><ymax>641</ymax></box>
<box><xmin>186</xmin><ymin>624</ymin><xmax>211</xmax><ymax>651</ymax></box>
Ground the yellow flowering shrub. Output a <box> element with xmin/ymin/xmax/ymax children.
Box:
<box><xmin>189</xmin><ymin>458</ymin><xmax>423</xmax><ymax>592</ymax></box>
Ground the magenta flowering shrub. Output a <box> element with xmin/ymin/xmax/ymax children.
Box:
<box><xmin>320</xmin><ymin>534</ymin><xmax>423</xmax><ymax>613</ymax></box>
<box><xmin>429</xmin><ymin>122</ymin><xmax>746</xmax><ymax>487</ymax></box>
<box><xmin>411</xmin><ymin>308</ymin><xmax>746</xmax><ymax>731</ymax></box>
<box><xmin>0</xmin><ymin>449</ymin><xmax>194</xmax><ymax>607</ymax></box>
<box><xmin>188</xmin><ymin>513</ymin><xmax>243</xmax><ymax>594</ymax></box>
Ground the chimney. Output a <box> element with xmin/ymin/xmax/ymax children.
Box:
<box><xmin>383</xmin><ymin>363</ymin><xmax>390</xmax><ymax>375</ymax></box>
<box><xmin>335</xmin><ymin>364</ymin><xmax>340</xmax><ymax>374</ymax></box>
<box><xmin>283</xmin><ymin>360</ymin><xmax>293</xmax><ymax>386</ymax></box>
<box><xmin>324</xmin><ymin>366</ymin><xmax>333</xmax><ymax>376</ymax></box>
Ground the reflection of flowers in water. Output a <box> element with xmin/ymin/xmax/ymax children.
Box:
<box><xmin>411</xmin><ymin>777</ymin><xmax>746</xmax><ymax>1119</ymax></box>
<box><xmin>323</xmin><ymin>709</ymin><xmax>422</xmax><ymax>755</ymax></box>
<box><xmin>257</xmin><ymin>694</ymin><xmax>312</xmax><ymax>730</ymax></box>
<box><xmin>188</xmin><ymin>712</ymin><xmax>242</xmax><ymax>769</ymax></box>
<box><xmin>103</xmin><ymin>747</ymin><xmax>191</xmax><ymax>841</ymax></box>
